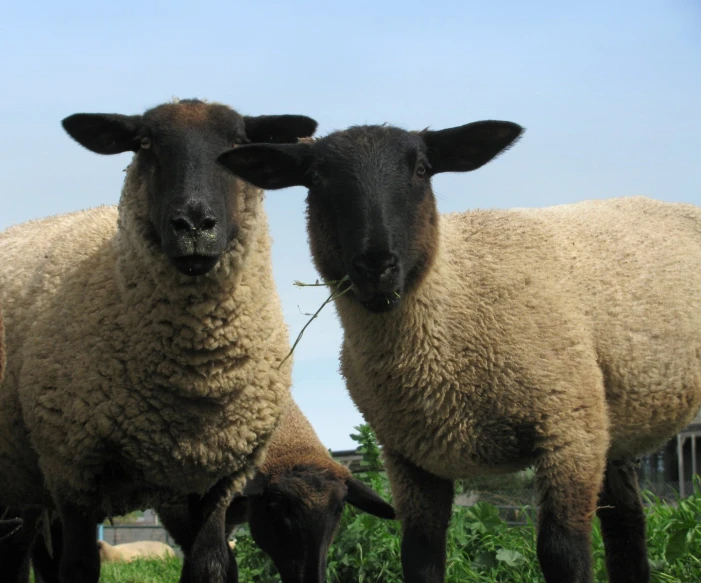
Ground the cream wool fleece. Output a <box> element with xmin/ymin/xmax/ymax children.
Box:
<box><xmin>97</xmin><ymin>540</ymin><xmax>175</xmax><ymax>563</ymax></box>
<box><xmin>336</xmin><ymin>196</ymin><xmax>700</xmax><ymax>528</ymax></box>
<box><xmin>0</xmin><ymin>158</ymin><xmax>292</xmax><ymax>514</ymax></box>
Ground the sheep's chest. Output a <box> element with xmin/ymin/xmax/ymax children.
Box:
<box><xmin>342</xmin><ymin>345</ymin><xmax>536</xmax><ymax>480</ymax></box>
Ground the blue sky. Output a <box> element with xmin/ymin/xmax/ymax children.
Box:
<box><xmin>1</xmin><ymin>0</ymin><xmax>700</xmax><ymax>449</ymax></box>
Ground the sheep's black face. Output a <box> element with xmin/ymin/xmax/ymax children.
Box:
<box><xmin>216</xmin><ymin>119</ymin><xmax>523</xmax><ymax>310</ymax></box>
<box><xmin>306</xmin><ymin>127</ymin><xmax>439</xmax><ymax>312</ymax></box>
<box><xmin>246</xmin><ymin>469</ymin><xmax>346</xmax><ymax>583</ymax></box>
<box><xmin>230</xmin><ymin>468</ymin><xmax>394</xmax><ymax>583</ymax></box>
<box><xmin>61</xmin><ymin>100</ymin><xmax>317</xmax><ymax>277</ymax></box>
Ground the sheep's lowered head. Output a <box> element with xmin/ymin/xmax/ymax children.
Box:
<box><xmin>218</xmin><ymin>121</ymin><xmax>523</xmax><ymax>311</ymax></box>
<box><xmin>227</xmin><ymin>464</ymin><xmax>394</xmax><ymax>583</ymax></box>
<box><xmin>61</xmin><ymin>99</ymin><xmax>317</xmax><ymax>277</ymax></box>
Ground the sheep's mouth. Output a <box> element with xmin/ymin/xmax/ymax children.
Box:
<box><xmin>358</xmin><ymin>291</ymin><xmax>401</xmax><ymax>313</ymax></box>
<box><xmin>171</xmin><ymin>254</ymin><xmax>220</xmax><ymax>276</ymax></box>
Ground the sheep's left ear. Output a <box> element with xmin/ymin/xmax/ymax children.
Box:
<box><xmin>243</xmin><ymin>115</ymin><xmax>318</xmax><ymax>144</ymax></box>
<box><xmin>217</xmin><ymin>142</ymin><xmax>312</xmax><ymax>190</ymax></box>
<box><xmin>62</xmin><ymin>113</ymin><xmax>144</xmax><ymax>155</ymax></box>
<box><xmin>345</xmin><ymin>477</ymin><xmax>396</xmax><ymax>519</ymax></box>
<box><xmin>422</xmin><ymin>121</ymin><xmax>523</xmax><ymax>174</ymax></box>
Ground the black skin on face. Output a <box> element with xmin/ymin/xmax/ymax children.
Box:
<box><xmin>61</xmin><ymin>99</ymin><xmax>318</xmax><ymax>277</ymax></box>
<box><xmin>216</xmin><ymin>120</ymin><xmax>523</xmax><ymax>309</ymax></box>
<box><xmin>227</xmin><ymin>465</ymin><xmax>395</xmax><ymax>583</ymax></box>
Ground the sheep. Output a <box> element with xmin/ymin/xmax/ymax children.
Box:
<box><xmin>0</xmin><ymin>300</ymin><xmax>5</xmax><ymax>384</ymax></box>
<box><xmin>0</xmin><ymin>98</ymin><xmax>318</xmax><ymax>583</ymax></box>
<box><xmin>96</xmin><ymin>539</ymin><xmax>175</xmax><ymax>563</ymax></box>
<box><xmin>0</xmin><ymin>306</ymin><xmax>29</xmax><ymax>551</ymax></box>
<box><xmin>217</xmin><ymin>122</ymin><xmax>701</xmax><ymax>583</ymax></box>
<box><xmin>157</xmin><ymin>397</ymin><xmax>395</xmax><ymax>583</ymax></box>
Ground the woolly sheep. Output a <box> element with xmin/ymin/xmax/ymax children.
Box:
<box><xmin>0</xmin><ymin>99</ymin><xmax>317</xmax><ymax>583</ymax></box>
<box><xmin>158</xmin><ymin>397</ymin><xmax>395</xmax><ymax>583</ymax></box>
<box><xmin>0</xmin><ymin>306</ymin><xmax>29</xmax><ymax>551</ymax></box>
<box><xmin>96</xmin><ymin>540</ymin><xmax>175</xmax><ymax>563</ymax></box>
<box><xmin>0</xmin><ymin>300</ymin><xmax>5</xmax><ymax>384</ymax></box>
<box><xmin>218</xmin><ymin>122</ymin><xmax>701</xmax><ymax>583</ymax></box>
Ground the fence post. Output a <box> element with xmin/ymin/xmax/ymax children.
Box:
<box><xmin>97</xmin><ymin>523</ymin><xmax>104</xmax><ymax>541</ymax></box>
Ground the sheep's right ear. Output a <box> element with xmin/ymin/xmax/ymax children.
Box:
<box><xmin>62</xmin><ymin>113</ymin><xmax>143</xmax><ymax>155</ymax></box>
<box><xmin>217</xmin><ymin>143</ymin><xmax>312</xmax><ymax>190</ymax></box>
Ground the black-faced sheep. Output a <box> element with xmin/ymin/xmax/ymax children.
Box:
<box><xmin>0</xmin><ymin>99</ymin><xmax>317</xmax><ymax>583</ymax></box>
<box><xmin>158</xmin><ymin>398</ymin><xmax>395</xmax><ymax>583</ymax></box>
<box><xmin>217</xmin><ymin>123</ymin><xmax>701</xmax><ymax>583</ymax></box>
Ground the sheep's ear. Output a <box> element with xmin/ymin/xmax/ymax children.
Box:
<box><xmin>422</xmin><ymin>121</ymin><xmax>523</xmax><ymax>174</ymax></box>
<box><xmin>345</xmin><ymin>477</ymin><xmax>396</xmax><ymax>519</ymax></box>
<box><xmin>62</xmin><ymin>113</ymin><xmax>143</xmax><ymax>155</ymax></box>
<box><xmin>217</xmin><ymin>143</ymin><xmax>312</xmax><ymax>190</ymax></box>
<box><xmin>243</xmin><ymin>115</ymin><xmax>318</xmax><ymax>144</ymax></box>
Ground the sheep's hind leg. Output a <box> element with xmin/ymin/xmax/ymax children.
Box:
<box><xmin>596</xmin><ymin>458</ymin><xmax>650</xmax><ymax>583</ymax></box>
<box><xmin>535</xmin><ymin>425</ymin><xmax>607</xmax><ymax>583</ymax></box>
<box><xmin>383</xmin><ymin>452</ymin><xmax>454</xmax><ymax>583</ymax></box>
<box><xmin>54</xmin><ymin>498</ymin><xmax>99</xmax><ymax>583</ymax></box>
<box><xmin>186</xmin><ymin>476</ymin><xmax>237</xmax><ymax>583</ymax></box>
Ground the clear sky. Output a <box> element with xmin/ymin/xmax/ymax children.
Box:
<box><xmin>1</xmin><ymin>0</ymin><xmax>700</xmax><ymax>449</ymax></box>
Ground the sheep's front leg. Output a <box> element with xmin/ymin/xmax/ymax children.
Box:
<box><xmin>186</xmin><ymin>476</ymin><xmax>238</xmax><ymax>583</ymax></box>
<box><xmin>535</xmin><ymin>426</ymin><xmax>607</xmax><ymax>583</ymax></box>
<box><xmin>0</xmin><ymin>507</ymin><xmax>41</xmax><ymax>583</ymax></box>
<box><xmin>596</xmin><ymin>458</ymin><xmax>650</xmax><ymax>583</ymax></box>
<box><xmin>54</xmin><ymin>497</ymin><xmax>99</xmax><ymax>583</ymax></box>
<box><xmin>384</xmin><ymin>451</ymin><xmax>454</xmax><ymax>583</ymax></box>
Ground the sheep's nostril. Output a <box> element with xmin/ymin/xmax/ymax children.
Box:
<box><xmin>353</xmin><ymin>254</ymin><xmax>398</xmax><ymax>281</ymax></box>
<box><xmin>171</xmin><ymin>217</ymin><xmax>195</xmax><ymax>233</ymax></box>
<box><xmin>199</xmin><ymin>218</ymin><xmax>217</xmax><ymax>232</ymax></box>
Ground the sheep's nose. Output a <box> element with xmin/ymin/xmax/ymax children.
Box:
<box><xmin>170</xmin><ymin>214</ymin><xmax>217</xmax><ymax>234</ymax></box>
<box><xmin>353</xmin><ymin>252</ymin><xmax>398</xmax><ymax>281</ymax></box>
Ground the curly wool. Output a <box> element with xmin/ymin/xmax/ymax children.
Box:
<box><xmin>0</xmin><ymin>159</ymin><xmax>292</xmax><ymax>514</ymax></box>
<box><xmin>0</xmin><ymin>301</ymin><xmax>5</xmax><ymax>384</ymax></box>
<box><xmin>336</xmin><ymin>196</ymin><xmax>701</xmax><ymax>525</ymax></box>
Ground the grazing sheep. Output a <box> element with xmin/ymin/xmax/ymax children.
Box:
<box><xmin>218</xmin><ymin>123</ymin><xmax>701</xmax><ymax>583</ymax></box>
<box><xmin>158</xmin><ymin>397</ymin><xmax>395</xmax><ymax>583</ymax></box>
<box><xmin>0</xmin><ymin>99</ymin><xmax>317</xmax><ymax>583</ymax></box>
<box><xmin>96</xmin><ymin>539</ymin><xmax>175</xmax><ymax>563</ymax></box>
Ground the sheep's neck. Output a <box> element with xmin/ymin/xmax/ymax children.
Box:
<box><xmin>112</xmin><ymin>175</ymin><xmax>276</xmax><ymax>393</ymax></box>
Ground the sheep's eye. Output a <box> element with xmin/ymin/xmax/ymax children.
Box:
<box><xmin>416</xmin><ymin>164</ymin><xmax>427</xmax><ymax>177</ymax></box>
<box><xmin>140</xmin><ymin>137</ymin><xmax>151</xmax><ymax>150</ymax></box>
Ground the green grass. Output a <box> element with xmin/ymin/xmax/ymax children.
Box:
<box><xmin>97</xmin><ymin>558</ymin><xmax>183</xmax><ymax>583</ymax></box>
